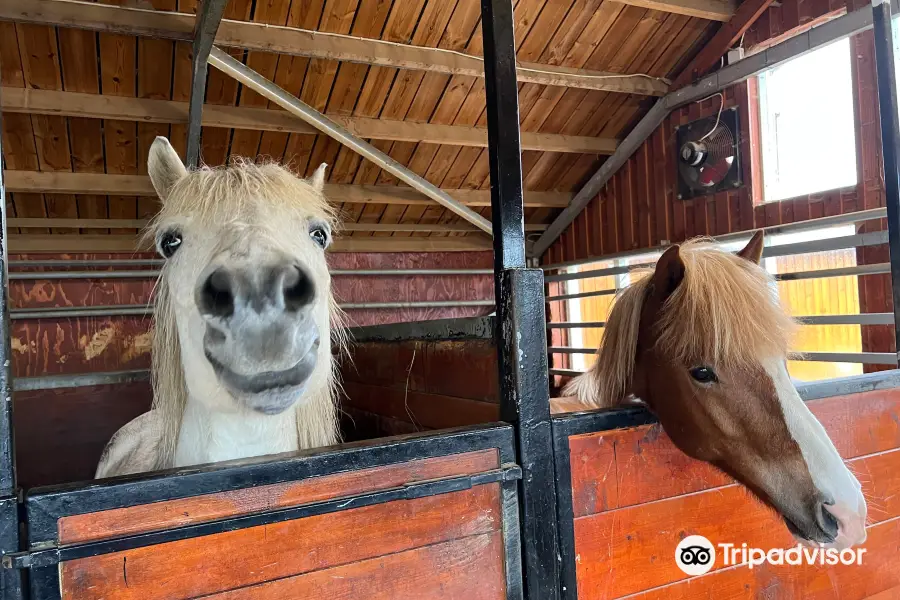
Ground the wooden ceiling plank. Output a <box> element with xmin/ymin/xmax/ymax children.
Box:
<box><xmin>17</xmin><ymin>23</ymin><xmax>66</xmax><ymax>233</ymax></box>
<box><xmin>3</xmin><ymin>170</ymin><xmax>573</xmax><ymax>207</ymax></box>
<box><xmin>7</xmin><ymin>233</ymin><xmax>493</xmax><ymax>253</ymax></box>
<box><xmin>97</xmin><ymin>27</ymin><xmax>140</xmax><ymax>235</ymax></box>
<box><xmin>1</xmin><ymin>21</ymin><xmax>32</xmax><ymax>234</ymax></box>
<box><xmin>608</xmin><ymin>0</ymin><xmax>734</xmax><ymax>21</ymax></box>
<box><xmin>6</xmin><ymin>218</ymin><xmax>549</xmax><ymax>232</ymax></box>
<box><xmin>57</xmin><ymin>26</ymin><xmax>109</xmax><ymax>235</ymax></box>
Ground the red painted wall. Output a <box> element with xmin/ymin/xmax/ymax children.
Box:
<box><xmin>542</xmin><ymin>0</ymin><xmax>894</xmax><ymax>373</ymax></box>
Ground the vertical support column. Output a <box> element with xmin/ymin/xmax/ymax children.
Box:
<box><xmin>186</xmin><ymin>0</ymin><xmax>229</xmax><ymax>168</ymax></box>
<box><xmin>872</xmin><ymin>0</ymin><xmax>900</xmax><ymax>355</ymax></box>
<box><xmin>0</xmin><ymin>89</ymin><xmax>23</xmax><ymax>600</ymax></box>
<box><xmin>480</xmin><ymin>1</ymin><xmax>560</xmax><ymax>598</ymax></box>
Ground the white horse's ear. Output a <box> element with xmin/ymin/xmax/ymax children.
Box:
<box><xmin>737</xmin><ymin>229</ymin><xmax>765</xmax><ymax>264</ymax></box>
<box><xmin>309</xmin><ymin>163</ymin><xmax>327</xmax><ymax>193</ymax></box>
<box><xmin>148</xmin><ymin>137</ymin><xmax>187</xmax><ymax>202</ymax></box>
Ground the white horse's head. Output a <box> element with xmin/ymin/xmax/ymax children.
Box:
<box><xmin>147</xmin><ymin>137</ymin><xmax>338</xmax><ymax>426</ymax></box>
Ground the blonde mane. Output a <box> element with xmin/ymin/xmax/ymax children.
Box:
<box><xmin>564</xmin><ymin>239</ymin><xmax>797</xmax><ymax>408</ymax></box>
<box><xmin>147</xmin><ymin>159</ymin><xmax>346</xmax><ymax>468</ymax></box>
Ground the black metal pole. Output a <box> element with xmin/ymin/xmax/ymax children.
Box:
<box><xmin>480</xmin><ymin>1</ymin><xmax>560</xmax><ymax>598</ymax></box>
<box><xmin>872</xmin><ymin>0</ymin><xmax>900</xmax><ymax>356</ymax></box>
<box><xmin>186</xmin><ymin>0</ymin><xmax>229</xmax><ymax>168</ymax></box>
<box><xmin>0</xmin><ymin>88</ymin><xmax>23</xmax><ymax>600</ymax></box>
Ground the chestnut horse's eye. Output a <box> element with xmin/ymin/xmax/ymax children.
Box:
<box><xmin>690</xmin><ymin>366</ymin><xmax>718</xmax><ymax>384</ymax></box>
<box><xmin>158</xmin><ymin>230</ymin><xmax>182</xmax><ymax>258</ymax></box>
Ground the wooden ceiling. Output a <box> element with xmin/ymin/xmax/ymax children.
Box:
<box><xmin>0</xmin><ymin>0</ymin><xmax>719</xmax><ymax>253</ymax></box>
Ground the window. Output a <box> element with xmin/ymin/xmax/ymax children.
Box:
<box><xmin>757</xmin><ymin>38</ymin><xmax>857</xmax><ymax>202</ymax></box>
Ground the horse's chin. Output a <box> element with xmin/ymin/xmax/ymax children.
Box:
<box><xmin>205</xmin><ymin>344</ymin><xmax>319</xmax><ymax>415</ymax></box>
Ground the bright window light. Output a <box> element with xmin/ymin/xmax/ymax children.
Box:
<box><xmin>757</xmin><ymin>38</ymin><xmax>857</xmax><ymax>202</ymax></box>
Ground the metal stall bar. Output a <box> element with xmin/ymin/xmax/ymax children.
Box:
<box><xmin>206</xmin><ymin>47</ymin><xmax>493</xmax><ymax>236</ymax></box>
<box><xmin>481</xmin><ymin>0</ymin><xmax>559</xmax><ymax>597</ymax></box>
<box><xmin>0</xmin><ymin>87</ymin><xmax>23</xmax><ymax>600</ymax></box>
<box><xmin>872</xmin><ymin>0</ymin><xmax>900</xmax><ymax>357</ymax></box>
<box><xmin>185</xmin><ymin>0</ymin><xmax>228</xmax><ymax>167</ymax></box>
<box><xmin>7</xmin><ymin>268</ymin><xmax>495</xmax><ymax>280</ymax></box>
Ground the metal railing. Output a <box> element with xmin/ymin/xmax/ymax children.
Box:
<box><xmin>545</xmin><ymin>208</ymin><xmax>900</xmax><ymax>369</ymax></box>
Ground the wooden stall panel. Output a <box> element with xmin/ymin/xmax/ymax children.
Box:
<box><xmin>569</xmin><ymin>389</ymin><xmax>900</xmax><ymax>517</ymax></box>
<box><xmin>58</xmin><ymin>449</ymin><xmax>499</xmax><ymax>545</ymax></box>
<box><xmin>567</xmin><ymin>390</ymin><xmax>900</xmax><ymax>599</ymax></box>
<box><xmin>61</xmin><ymin>484</ymin><xmax>506</xmax><ymax>600</ymax></box>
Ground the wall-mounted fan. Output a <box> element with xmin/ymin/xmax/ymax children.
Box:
<box><xmin>675</xmin><ymin>107</ymin><xmax>742</xmax><ymax>200</ymax></box>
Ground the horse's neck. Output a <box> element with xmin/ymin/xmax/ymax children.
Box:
<box><xmin>173</xmin><ymin>394</ymin><xmax>299</xmax><ymax>467</ymax></box>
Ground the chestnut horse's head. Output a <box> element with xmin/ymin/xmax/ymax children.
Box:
<box><xmin>564</xmin><ymin>232</ymin><xmax>867</xmax><ymax>549</ymax></box>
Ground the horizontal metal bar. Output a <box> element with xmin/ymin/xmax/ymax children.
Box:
<box><xmin>775</xmin><ymin>263</ymin><xmax>889</xmax><ymax>281</ymax></box>
<box><xmin>795</xmin><ymin>352</ymin><xmax>898</xmax><ymax>365</ymax></box>
<box><xmin>548</xmin><ymin>368</ymin><xmax>582</xmax><ymax>377</ymax></box>
<box><xmin>9</xmin><ymin>270</ymin><xmax>161</xmax><ymax>281</ymax></box>
<box><xmin>546</xmin><ymin>321</ymin><xmax>606</xmax><ymax>329</ymax></box>
<box><xmin>545</xmin><ymin>289</ymin><xmax>617</xmax><ymax>302</ymax></box>
<box><xmin>545</xmin><ymin>231</ymin><xmax>888</xmax><ymax>282</ymax></box>
<box><xmin>542</xmin><ymin>208</ymin><xmax>888</xmax><ymax>272</ymax></box>
<box><xmin>10</xmin><ymin>299</ymin><xmax>496</xmax><ymax>319</ymax></box>
<box><xmin>548</xmin><ymin>347</ymin><xmax>596</xmax><ymax>355</ymax></box>
<box><xmin>796</xmin><ymin>313</ymin><xmax>894</xmax><ymax>326</ymax></box>
<box><xmin>549</xmin><ymin>347</ymin><xmax>898</xmax><ymax>364</ymax></box>
<box><xmin>7</xmin><ymin>267</ymin><xmax>494</xmax><ymax>280</ymax></box>
<box><xmin>13</xmin><ymin>370</ymin><xmax>150</xmax><ymax>392</ymax></box>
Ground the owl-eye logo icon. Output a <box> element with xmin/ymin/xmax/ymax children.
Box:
<box><xmin>675</xmin><ymin>535</ymin><xmax>715</xmax><ymax>575</ymax></box>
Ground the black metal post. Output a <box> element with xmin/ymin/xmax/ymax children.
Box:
<box><xmin>872</xmin><ymin>0</ymin><xmax>900</xmax><ymax>356</ymax></box>
<box><xmin>0</xmin><ymin>89</ymin><xmax>23</xmax><ymax>600</ymax></box>
<box><xmin>480</xmin><ymin>1</ymin><xmax>560</xmax><ymax>598</ymax></box>
<box><xmin>186</xmin><ymin>0</ymin><xmax>229</xmax><ymax>168</ymax></box>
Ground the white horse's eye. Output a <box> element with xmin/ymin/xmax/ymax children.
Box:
<box><xmin>158</xmin><ymin>230</ymin><xmax>182</xmax><ymax>258</ymax></box>
<box><xmin>309</xmin><ymin>226</ymin><xmax>328</xmax><ymax>249</ymax></box>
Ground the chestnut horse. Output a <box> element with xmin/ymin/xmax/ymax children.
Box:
<box><xmin>558</xmin><ymin>232</ymin><xmax>867</xmax><ymax>550</ymax></box>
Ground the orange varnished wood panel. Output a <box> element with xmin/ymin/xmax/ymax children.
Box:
<box><xmin>201</xmin><ymin>532</ymin><xmax>506</xmax><ymax>600</ymax></box>
<box><xmin>624</xmin><ymin>517</ymin><xmax>900</xmax><ymax>600</ymax></box>
<box><xmin>61</xmin><ymin>484</ymin><xmax>502</xmax><ymax>600</ymax></box>
<box><xmin>573</xmin><ymin>448</ymin><xmax>900</xmax><ymax>599</ymax></box>
<box><xmin>59</xmin><ymin>449</ymin><xmax>499</xmax><ymax>545</ymax></box>
<box><xmin>569</xmin><ymin>389</ymin><xmax>900</xmax><ymax>517</ymax></box>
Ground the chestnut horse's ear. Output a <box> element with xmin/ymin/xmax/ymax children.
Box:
<box><xmin>649</xmin><ymin>244</ymin><xmax>685</xmax><ymax>303</ymax></box>
<box><xmin>737</xmin><ymin>230</ymin><xmax>765</xmax><ymax>264</ymax></box>
<box><xmin>148</xmin><ymin>137</ymin><xmax>187</xmax><ymax>203</ymax></box>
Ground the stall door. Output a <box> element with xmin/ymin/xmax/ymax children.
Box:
<box><xmin>17</xmin><ymin>423</ymin><xmax>522</xmax><ymax>600</ymax></box>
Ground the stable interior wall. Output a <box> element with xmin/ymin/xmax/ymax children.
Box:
<box><xmin>10</xmin><ymin>251</ymin><xmax>493</xmax><ymax>489</ymax></box>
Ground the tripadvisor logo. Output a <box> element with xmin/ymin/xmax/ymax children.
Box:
<box><xmin>675</xmin><ymin>535</ymin><xmax>716</xmax><ymax>575</ymax></box>
<box><xmin>675</xmin><ymin>534</ymin><xmax>867</xmax><ymax>575</ymax></box>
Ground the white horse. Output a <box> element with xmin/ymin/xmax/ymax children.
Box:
<box><xmin>96</xmin><ymin>137</ymin><xmax>343</xmax><ymax>478</ymax></box>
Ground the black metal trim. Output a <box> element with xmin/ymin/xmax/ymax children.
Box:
<box><xmin>551</xmin><ymin>420</ymin><xmax>578</xmax><ymax>600</ymax></box>
<box><xmin>26</xmin><ymin>423</ymin><xmax>516</xmax><ymax>545</ymax></box>
<box><xmin>0</xmin><ymin>92</ymin><xmax>16</xmax><ymax>498</ymax></box>
<box><xmin>347</xmin><ymin>316</ymin><xmax>495</xmax><ymax>343</ymax></box>
<box><xmin>872</xmin><ymin>0</ymin><xmax>900</xmax><ymax>351</ymax></box>
<box><xmin>185</xmin><ymin>0</ymin><xmax>228</xmax><ymax>167</ymax></box>
<box><xmin>501</xmin><ymin>479</ymin><xmax>525</xmax><ymax>600</ymax></box>
<box><xmin>13</xmin><ymin>467</ymin><xmax>521</xmax><ymax>570</ymax></box>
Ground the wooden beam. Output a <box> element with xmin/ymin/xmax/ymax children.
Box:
<box><xmin>1</xmin><ymin>88</ymin><xmax>617</xmax><ymax>155</ymax></box>
<box><xmin>608</xmin><ymin>0</ymin><xmax>735</xmax><ymax>21</ymax></box>
<box><xmin>7</xmin><ymin>234</ymin><xmax>493</xmax><ymax>253</ymax></box>
<box><xmin>671</xmin><ymin>0</ymin><xmax>777</xmax><ymax>88</ymax></box>
<box><xmin>0</xmin><ymin>0</ymin><xmax>668</xmax><ymax>96</ymax></box>
<box><xmin>3</xmin><ymin>171</ymin><xmax>571</xmax><ymax>208</ymax></box>
<box><xmin>6</xmin><ymin>218</ymin><xmax>549</xmax><ymax>232</ymax></box>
